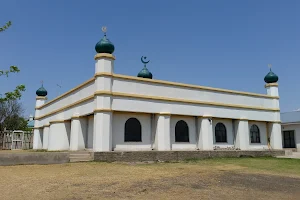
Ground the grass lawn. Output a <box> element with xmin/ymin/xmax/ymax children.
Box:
<box><xmin>0</xmin><ymin>157</ymin><xmax>299</xmax><ymax>200</ymax></box>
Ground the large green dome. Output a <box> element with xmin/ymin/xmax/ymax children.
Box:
<box><xmin>264</xmin><ymin>69</ymin><xmax>279</xmax><ymax>83</ymax></box>
<box><xmin>95</xmin><ymin>35</ymin><xmax>115</xmax><ymax>54</ymax></box>
<box><xmin>36</xmin><ymin>86</ymin><xmax>47</xmax><ymax>97</ymax></box>
<box><xmin>138</xmin><ymin>66</ymin><xmax>153</xmax><ymax>79</ymax></box>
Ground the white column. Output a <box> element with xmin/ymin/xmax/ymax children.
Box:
<box><xmin>269</xmin><ymin>122</ymin><xmax>282</xmax><ymax>149</ymax></box>
<box><xmin>93</xmin><ymin>111</ymin><xmax>112</xmax><ymax>151</ymax></box>
<box><xmin>42</xmin><ymin>125</ymin><xmax>50</xmax><ymax>149</ymax></box>
<box><xmin>87</xmin><ymin>115</ymin><xmax>94</xmax><ymax>149</ymax></box>
<box><xmin>197</xmin><ymin>116</ymin><xmax>213</xmax><ymax>150</ymax></box>
<box><xmin>33</xmin><ymin>128</ymin><xmax>43</xmax><ymax>149</ymax></box>
<box><xmin>234</xmin><ymin>119</ymin><xmax>249</xmax><ymax>150</ymax></box>
<box><xmin>48</xmin><ymin>120</ymin><xmax>70</xmax><ymax>151</ymax></box>
<box><xmin>265</xmin><ymin>83</ymin><xmax>279</xmax><ymax>108</ymax></box>
<box><xmin>70</xmin><ymin>116</ymin><xmax>87</xmax><ymax>151</ymax></box>
<box><xmin>33</xmin><ymin>96</ymin><xmax>47</xmax><ymax>150</ymax></box>
<box><xmin>93</xmin><ymin>53</ymin><xmax>115</xmax><ymax>152</ymax></box>
<box><xmin>155</xmin><ymin>113</ymin><xmax>171</xmax><ymax>151</ymax></box>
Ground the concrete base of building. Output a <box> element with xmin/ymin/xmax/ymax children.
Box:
<box><xmin>94</xmin><ymin>150</ymin><xmax>285</xmax><ymax>162</ymax></box>
<box><xmin>0</xmin><ymin>152</ymin><xmax>70</xmax><ymax>166</ymax></box>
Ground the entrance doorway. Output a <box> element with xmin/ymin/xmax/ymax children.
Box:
<box><xmin>283</xmin><ymin>131</ymin><xmax>296</xmax><ymax>148</ymax></box>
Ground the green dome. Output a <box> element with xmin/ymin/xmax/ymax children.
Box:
<box><xmin>264</xmin><ymin>69</ymin><xmax>279</xmax><ymax>83</ymax></box>
<box><xmin>36</xmin><ymin>86</ymin><xmax>47</xmax><ymax>97</ymax></box>
<box><xmin>138</xmin><ymin>66</ymin><xmax>153</xmax><ymax>79</ymax></box>
<box><xmin>95</xmin><ymin>35</ymin><xmax>115</xmax><ymax>54</ymax></box>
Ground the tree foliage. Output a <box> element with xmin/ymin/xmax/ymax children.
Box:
<box><xmin>0</xmin><ymin>99</ymin><xmax>26</xmax><ymax>131</ymax></box>
<box><xmin>0</xmin><ymin>21</ymin><xmax>26</xmax><ymax>102</ymax></box>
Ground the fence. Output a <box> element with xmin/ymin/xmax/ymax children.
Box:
<box><xmin>0</xmin><ymin>130</ymin><xmax>34</xmax><ymax>150</ymax></box>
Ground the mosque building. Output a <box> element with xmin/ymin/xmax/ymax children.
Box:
<box><xmin>33</xmin><ymin>28</ymin><xmax>283</xmax><ymax>152</ymax></box>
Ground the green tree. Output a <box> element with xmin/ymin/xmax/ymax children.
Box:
<box><xmin>0</xmin><ymin>21</ymin><xmax>25</xmax><ymax>102</ymax></box>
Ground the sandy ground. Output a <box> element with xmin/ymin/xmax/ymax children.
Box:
<box><xmin>0</xmin><ymin>161</ymin><xmax>299</xmax><ymax>200</ymax></box>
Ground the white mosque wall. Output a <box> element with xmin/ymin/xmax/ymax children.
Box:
<box><xmin>112</xmin><ymin>97</ymin><xmax>279</xmax><ymax>122</ymax></box>
<box><xmin>212</xmin><ymin>118</ymin><xmax>234</xmax><ymax>148</ymax></box>
<box><xmin>170</xmin><ymin>116</ymin><xmax>197</xmax><ymax>150</ymax></box>
<box><xmin>281</xmin><ymin>124</ymin><xmax>300</xmax><ymax>151</ymax></box>
<box><xmin>112</xmin><ymin>113</ymin><xmax>152</xmax><ymax>151</ymax></box>
<box><xmin>38</xmin><ymin>79</ymin><xmax>95</xmax><ymax>117</ymax></box>
<box><xmin>248</xmin><ymin>121</ymin><xmax>268</xmax><ymax>150</ymax></box>
<box><xmin>112</xmin><ymin>78</ymin><xmax>278</xmax><ymax>109</ymax></box>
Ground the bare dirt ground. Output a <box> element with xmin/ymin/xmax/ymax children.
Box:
<box><xmin>0</xmin><ymin>159</ymin><xmax>299</xmax><ymax>200</ymax></box>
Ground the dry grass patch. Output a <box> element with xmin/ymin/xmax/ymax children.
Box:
<box><xmin>0</xmin><ymin>158</ymin><xmax>299</xmax><ymax>200</ymax></box>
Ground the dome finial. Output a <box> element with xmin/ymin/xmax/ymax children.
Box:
<box><xmin>264</xmin><ymin>64</ymin><xmax>278</xmax><ymax>83</ymax></box>
<box><xmin>102</xmin><ymin>26</ymin><xmax>107</xmax><ymax>36</ymax></box>
<box><xmin>138</xmin><ymin>56</ymin><xmax>153</xmax><ymax>79</ymax></box>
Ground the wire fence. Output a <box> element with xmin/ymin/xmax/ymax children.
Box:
<box><xmin>0</xmin><ymin>130</ymin><xmax>33</xmax><ymax>150</ymax></box>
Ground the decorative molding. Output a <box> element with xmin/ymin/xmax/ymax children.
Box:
<box><xmin>94</xmin><ymin>91</ymin><xmax>112</xmax><ymax>96</ymax></box>
<box><xmin>94</xmin><ymin>72</ymin><xmax>113</xmax><ymax>78</ymax></box>
<box><xmin>36</xmin><ymin>96</ymin><xmax>47</xmax><ymax>100</ymax></box>
<box><xmin>202</xmin><ymin>115</ymin><xmax>213</xmax><ymax>119</ymax></box>
<box><xmin>43</xmin><ymin>124</ymin><xmax>50</xmax><ymax>127</ymax></box>
<box><xmin>49</xmin><ymin>120</ymin><xmax>65</xmax><ymax>124</ymax></box>
<box><xmin>94</xmin><ymin>53</ymin><xmax>115</xmax><ymax>60</ymax></box>
<box><xmin>71</xmin><ymin>116</ymin><xmax>81</xmax><ymax>119</ymax></box>
<box><xmin>265</xmin><ymin>83</ymin><xmax>279</xmax><ymax>88</ymax></box>
<box><xmin>159</xmin><ymin>112</ymin><xmax>171</xmax><ymax>116</ymax></box>
<box><xmin>94</xmin><ymin>109</ymin><xmax>113</xmax><ymax>113</ymax></box>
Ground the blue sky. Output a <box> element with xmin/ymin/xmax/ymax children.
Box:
<box><xmin>0</xmin><ymin>0</ymin><xmax>299</xmax><ymax>117</ymax></box>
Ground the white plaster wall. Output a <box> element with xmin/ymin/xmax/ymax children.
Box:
<box><xmin>39</xmin><ymin>80</ymin><xmax>95</xmax><ymax>116</ymax></box>
<box><xmin>87</xmin><ymin>115</ymin><xmax>94</xmax><ymax>149</ymax></box>
<box><xmin>170</xmin><ymin>116</ymin><xmax>197</xmax><ymax>150</ymax></box>
<box><xmin>112</xmin><ymin>98</ymin><xmax>279</xmax><ymax>122</ymax></box>
<box><xmin>213</xmin><ymin>118</ymin><xmax>234</xmax><ymax>148</ymax></box>
<box><xmin>112</xmin><ymin>78</ymin><xmax>277</xmax><ymax>109</ymax></box>
<box><xmin>112</xmin><ymin>113</ymin><xmax>152</xmax><ymax>151</ymax></box>
<box><xmin>48</xmin><ymin>121</ymin><xmax>71</xmax><ymax>151</ymax></box>
<box><xmin>282</xmin><ymin>124</ymin><xmax>300</xmax><ymax>151</ymax></box>
<box><xmin>39</xmin><ymin>99</ymin><xmax>94</xmax><ymax>126</ymax></box>
<box><xmin>248</xmin><ymin>121</ymin><xmax>268</xmax><ymax>150</ymax></box>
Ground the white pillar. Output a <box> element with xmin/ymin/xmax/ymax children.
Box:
<box><xmin>234</xmin><ymin>119</ymin><xmax>249</xmax><ymax>150</ymax></box>
<box><xmin>33</xmin><ymin>96</ymin><xmax>47</xmax><ymax>150</ymax></box>
<box><xmin>48</xmin><ymin>120</ymin><xmax>70</xmax><ymax>151</ymax></box>
<box><xmin>42</xmin><ymin>124</ymin><xmax>50</xmax><ymax>149</ymax></box>
<box><xmin>265</xmin><ymin>83</ymin><xmax>279</xmax><ymax>108</ymax></box>
<box><xmin>93</xmin><ymin>111</ymin><xmax>112</xmax><ymax>151</ymax></box>
<box><xmin>155</xmin><ymin>113</ymin><xmax>171</xmax><ymax>151</ymax></box>
<box><xmin>87</xmin><ymin>115</ymin><xmax>94</xmax><ymax>149</ymax></box>
<box><xmin>93</xmin><ymin>53</ymin><xmax>115</xmax><ymax>152</ymax></box>
<box><xmin>197</xmin><ymin>116</ymin><xmax>213</xmax><ymax>150</ymax></box>
<box><xmin>269</xmin><ymin>122</ymin><xmax>282</xmax><ymax>149</ymax></box>
<box><xmin>33</xmin><ymin>128</ymin><xmax>43</xmax><ymax>149</ymax></box>
<box><xmin>70</xmin><ymin>116</ymin><xmax>87</xmax><ymax>151</ymax></box>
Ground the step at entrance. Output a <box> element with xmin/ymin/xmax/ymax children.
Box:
<box><xmin>69</xmin><ymin>151</ymin><xmax>93</xmax><ymax>163</ymax></box>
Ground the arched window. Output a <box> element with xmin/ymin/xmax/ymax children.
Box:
<box><xmin>175</xmin><ymin>120</ymin><xmax>189</xmax><ymax>142</ymax></box>
<box><xmin>124</xmin><ymin>118</ymin><xmax>142</xmax><ymax>142</ymax></box>
<box><xmin>215</xmin><ymin>123</ymin><xmax>227</xmax><ymax>143</ymax></box>
<box><xmin>250</xmin><ymin>124</ymin><xmax>260</xmax><ymax>143</ymax></box>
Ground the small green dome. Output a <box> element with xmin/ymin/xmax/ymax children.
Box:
<box><xmin>36</xmin><ymin>86</ymin><xmax>47</xmax><ymax>97</ymax></box>
<box><xmin>95</xmin><ymin>35</ymin><xmax>115</xmax><ymax>54</ymax></box>
<box><xmin>264</xmin><ymin>69</ymin><xmax>279</xmax><ymax>83</ymax></box>
<box><xmin>138</xmin><ymin>66</ymin><xmax>153</xmax><ymax>79</ymax></box>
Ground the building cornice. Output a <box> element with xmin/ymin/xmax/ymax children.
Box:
<box><xmin>94</xmin><ymin>53</ymin><xmax>115</xmax><ymax>60</ymax></box>
<box><xmin>36</xmin><ymin>96</ymin><xmax>47</xmax><ymax>100</ymax></box>
<box><xmin>265</xmin><ymin>83</ymin><xmax>279</xmax><ymax>88</ymax></box>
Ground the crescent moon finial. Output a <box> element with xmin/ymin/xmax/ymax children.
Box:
<box><xmin>102</xmin><ymin>26</ymin><xmax>107</xmax><ymax>36</ymax></box>
<box><xmin>141</xmin><ymin>56</ymin><xmax>150</xmax><ymax>65</ymax></box>
<box><xmin>268</xmin><ymin>64</ymin><xmax>272</xmax><ymax>71</ymax></box>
